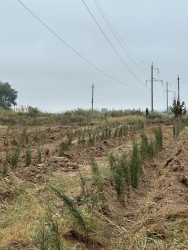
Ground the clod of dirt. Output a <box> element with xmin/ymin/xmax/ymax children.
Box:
<box><xmin>172</xmin><ymin>165</ymin><xmax>184</xmax><ymax>172</ymax></box>
<box><xmin>64</xmin><ymin>153</ymin><xmax>72</xmax><ymax>159</ymax></box>
<box><xmin>146</xmin><ymin>230</ymin><xmax>166</xmax><ymax>240</ymax></box>
<box><xmin>51</xmin><ymin>156</ymin><xmax>69</xmax><ymax>163</ymax></box>
<box><xmin>44</xmin><ymin>148</ymin><xmax>50</xmax><ymax>155</ymax></box>
<box><xmin>179</xmin><ymin>175</ymin><xmax>188</xmax><ymax>187</ymax></box>
<box><xmin>6</xmin><ymin>240</ymin><xmax>29</xmax><ymax>250</ymax></box>
<box><xmin>146</xmin><ymin>226</ymin><xmax>168</xmax><ymax>240</ymax></box>
<box><xmin>153</xmin><ymin>195</ymin><xmax>163</xmax><ymax>202</ymax></box>
<box><xmin>63</xmin><ymin>230</ymin><xmax>105</xmax><ymax>249</ymax></box>
<box><xmin>176</xmin><ymin>148</ymin><xmax>183</xmax><ymax>157</ymax></box>
<box><xmin>164</xmin><ymin>157</ymin><xmax>174</xmax><ymax>167</ymax></box>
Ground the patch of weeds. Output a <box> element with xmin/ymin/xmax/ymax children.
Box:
<box><xmin>33</xmin><ymin>210</ymin><xmax>62</xmax><ymax>250</ymax></box>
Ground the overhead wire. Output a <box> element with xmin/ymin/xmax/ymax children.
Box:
<box><xmin>20</xmin><ymin>86</ymin><xmax>91</xmax><ymax>102</ymax></box>
<box><xmin>23</xmin><ymin>83</ymin><xmax>91</xmax><ymax>96</ymax></box>
<box><xmin>93</xmin><ymin>0</ymin><xmax>150</xmax><ymax>77</ymax></box>
<box><xmin>180</xmin><ymin>78</ymin><xmax>188</xmax><ymax>81</ymax></box>
<box><xmin>16</xmin><ymin>0</ymin><xmax>141</xmax><ymax>89</ymax></box>
<box><xmin>81</xmin><ymin>0</ymin><xmax>148</xmax><ymax>89</ymax></box>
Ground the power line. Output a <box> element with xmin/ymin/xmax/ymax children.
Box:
<box><xmin>93</xmin><ymin>0</ymin><xmax>150</xmax><ymax>77</ymax></box>
<box><xmin>81</xmin><ymin>0</ymin><xmax>147</xmax><ymax>88</ymax></box>
<box><xmin>16</xmin><ymin>0</ymin><xmax>141</xmax><ymax>89</ymax></box>
<box><xmin>20</xmin><ymin>87</ymin><xmax>91</xmax><ymax>102</ymax></box>
<box><xmin>180</xmin><ymin>78</ymin><xmax>188</xmax><ymax>81</ymax></box>
<box><xmin>25</xmin><ymin>84</ymin><xmax>91</xmax><ymax>96</ymax></box>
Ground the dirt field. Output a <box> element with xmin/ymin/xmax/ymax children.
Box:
<box><xmin>0</xmin><ymin>121</ymin><xmax>188</xmax><ymax>249</ymax></box>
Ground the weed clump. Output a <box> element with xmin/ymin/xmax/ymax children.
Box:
<box><xmin>33</xmin><ymin>211</ymin><xmax>62</xmax><ymax>250</ymax></box>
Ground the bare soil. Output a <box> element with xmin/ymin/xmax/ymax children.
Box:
<box><xmin>0</xmin><ymin>123</ymin><xmax>188</xmax><ymax>249</ymax></box>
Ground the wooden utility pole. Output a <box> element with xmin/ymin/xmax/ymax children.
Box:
<box><xmin>91</xmin><ymin>83</ymin><xmax>94</xmax><ymax>119</ymax></box>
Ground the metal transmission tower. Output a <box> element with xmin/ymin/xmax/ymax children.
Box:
<box><xmin>163</xmin><ymin>82</ymin><xmax>174</xmax><ymax>114</ymax></box>
<box><xmin>146</xmin><ymin>63</ymin><xmax>163</xmax><ymax>112</ymax></box>
<box><xmin>91</xmin><ymin>83</ymin><xmax>95</xmax><ymax>119</ymax></box>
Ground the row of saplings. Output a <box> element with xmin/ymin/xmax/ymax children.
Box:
<box><xmin>59</xmin><ymin>120</ymin><xmax>145</xmax><ymax>156</ymax></box>
<box><xmin>76</xmin><ymin>120</ymin><xmax>144</xmax><ymax>146</ymax></box>
<box><xmin>108</xmin><ymin>126</ymin><xmax>162</xmax><ymax>197</ymax></box>
<box><xmin>2</xmin><ymin>121</ymin><xmax>144</xmax><ymax>173</ymax></box>
<box><xmin>2</xmin><ymin>128</ymin><xmax>43</xmax><ymax>176</ymax></box>
<box><xmin>32</xmin><ymin>127</ymin><xmax>163</xmax><ymax>249</ymax></box>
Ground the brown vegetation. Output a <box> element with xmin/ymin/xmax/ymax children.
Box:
<box><xmin>0</xmin><ymin>112</ymin><xmax>188</xmax><ymax>249</ymax></box>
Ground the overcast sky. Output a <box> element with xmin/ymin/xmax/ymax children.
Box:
<box><xmin>0</xmin><ymin>0</ymin><xmax>188</xmax><ymax>112</ymax></box>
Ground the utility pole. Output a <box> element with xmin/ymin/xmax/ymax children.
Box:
<box><xmin>164</xmin><ymin>82</ymin><xmax>174</xmax><ymax>114</ymax></box>
<box><xmin>91</xmin><ymin>83</ymin><xmax>94</xmax><ymax>119</ymax></box>
<box><xmin>151</xmin><ymin>63</ymin><xmax>154</xmax><ymax>112</ymax></box>
<box><xmin>146</xmin><ymin>63</ymin><xmax>163</xmax><ymax>112</ymax></box>
<box><xmin>177</xmin><ymin>75</ymin><xmax>180</xmax><ymax>102</ymax></box>
<box><xmin>166</xmin><ymin>82</ymin><xmax>169</xmax><ymax>114</ymax></box>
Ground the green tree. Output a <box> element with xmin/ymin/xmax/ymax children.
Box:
<box><xmin>171</xmin><ymin>99</ymin><xmax>186</xmax><ymax>118</ymax></box>
<box><xmin>0</xmin><ymin>81</ymin><xmax>17</xmax><ymax>110</ymax></box>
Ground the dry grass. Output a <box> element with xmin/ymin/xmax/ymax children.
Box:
<box><xmin>131</xmin><ymin>209</ymin><xmax>188</xmax><ymax>249</ymax></box>
<box><xmin>107</xmin><ymin>115</ymin><xmax>145</xmax><ymax>124</ymax></box>
<box><xmin>0</xmin><ymin>122</ymin><xmax>188</xmax><ymax>249</ymax></box>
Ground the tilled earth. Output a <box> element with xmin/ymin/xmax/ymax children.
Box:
<box><xmin>0</xmin><ymin>124</ymin><xmax>188</xmax><ymax>249</ymax></box>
